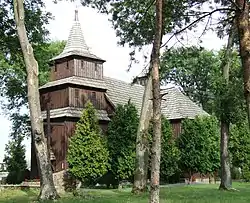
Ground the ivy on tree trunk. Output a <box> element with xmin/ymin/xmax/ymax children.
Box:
<box><xmin>13</xmin><ymin>0</ymin><xmax>59</xmax><ymax>200</ymax></box>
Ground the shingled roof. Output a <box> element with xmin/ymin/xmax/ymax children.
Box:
<box><xmin>104</xmin><ymin>77</ymin><xmax>209</xmax><ymax>119</ymax></box>
<box><xmin>41</xmin><ymin>107</ymin><xmax>110</xmax><ymax>121</ymax></box>
<box><xmin>39</xmin><ymin>76</ymin><xmax>107</xmax><ymax>90</ymax></box>
<box><xmin>40</xmin><ymin>10</ymin><xmax>208</xmax><ymax>121</ymax></box>
<box><xmin>51</xmin><ymin>10</ymin><xmax>104</xmax><ymax>62</ymax></box>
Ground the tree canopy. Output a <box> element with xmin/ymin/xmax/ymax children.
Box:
<box><xmin>107</xmin><ymin>102</ymin><xmax>139</xmax><ymax>182</ymax></box>
<box><xmin>178</xmin><ymin>116</ymin><xmax>220</xmax><ymax>178</ymax></box>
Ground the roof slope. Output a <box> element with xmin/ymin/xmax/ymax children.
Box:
<box><xmin>104</xmin><ymin>77</ymin><xmax>144</xmax><ymax>113</ymax></box>
<box><xmin>51</xmin><ymin>10</ymin><xmax>104</xmax><ymax>62</ymax></box>
<box><xmin>39</xmin><ymin>76</ymin><xmax>107</xmax><ymax>90</ymax></box>
<box><xmin>161</xmin><ymin>87</ymin><xmax>209</xmax><ymax>119</ymax></box>
<box><xmin>40</xmin><ymin>76</ymin><xmax>208</xmax><ymax>120</ymax></box>
<box><xmin>104</xmin><ymin>77</ymin><xmax>209</xmax><ymax>119</ymax></box>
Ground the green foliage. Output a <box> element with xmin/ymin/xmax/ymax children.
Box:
<box><xmin>178</xmin><ymin>116</ymin><xmax>220</xmax><ymax>176</ymax></box>
<box><xmin>67</xmin><ymin>102</ymin><xmax>109</xmax><ymax>184</ymax></box>
<box><xmin>80</xmin><ymin>0</ymin><xmax>205</xmax><ymax>48</ymax></box>
<box><xmin>3</xmin><ymin>134</ymin><xmax>27</xmax><ymax>184</ymax></box>
<box><xmin>107</xmin><ymin>102</ymin><xmax>139</xmax><ymax>181</ymax></box>
<box><xmin>160</xmin><ymin>117</ymin><xmax>180</xmax><ymax>182</ymax></box>
<box><xmin>0</xmin><ymin>41</ymin><xmax>65</xmax><ymax>138</ymax></box>
<box><xmin>229</xmin><ymin>121</ymin><xmax>250</xmax><ymax>181</ymax></box>
<box><xmin>148</xmin><ymin>116</ymin><xmax>180</xmax><ymax>182</ymax></box>
<box><xmin>0</xmin><ymin>1</ymin><xmax>65</xmax><ymax>139</ymax></box>
<box><xmin>160</xmin><ymin>46</ymin><xmax>220</xmax><ymax>114</ymax></box>
<box><xmin>160</xmin><ymin>46</ymin><xmax>246</xmax><ymax>124</ymax></box>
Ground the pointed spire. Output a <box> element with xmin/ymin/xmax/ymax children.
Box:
<box><xmin>51</xmin><ymin>10</ymin><xmax>104</xmax><ymax>62</ymax></box>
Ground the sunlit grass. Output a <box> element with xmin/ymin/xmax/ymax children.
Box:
<box><xmin>0</xmin><ymin>182</ymin><xmax>250</xmax><ymax>202</ymax></box>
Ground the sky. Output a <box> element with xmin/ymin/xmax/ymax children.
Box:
<box><xmin>0</xmin><ymin>1</ymin><xmax>227</xmax><ymax>164</ymax></box>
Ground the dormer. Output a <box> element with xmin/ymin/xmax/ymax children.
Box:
<box><xmin>49</xmin><ymin>10</ymin><xmax>105</xmax><ymax>82</ymax></box>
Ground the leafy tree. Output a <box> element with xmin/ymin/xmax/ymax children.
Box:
<box><xmin>148</xmin><ymin>116</ymin><xmax>180</xmax><ymax>182</ymax></box>
<box><xmin>160</xmin><ymin>117</ymin><xmax>180</xmax><ymax>183</ymax></box>
<box><xmin>67</xmin><ymin>102</ymin><xmax>109</xmax><ymax>185</ymax></box>
<box><xmin>3</xmin><ymin>134</ymin><xmax>27</xmax><ymax>184</ymax></box>
<box><xmin>13</xmin><ymin>0</ymin><xmax>59</xmax><ymax>199</ymax></box>
<box><xmin>78</xmin><ymin>0</ymin><xmax>215</xmax><ymax>197</ymax></box>
<box><xmin>0</xmin><ymin>41</ymin><xmax>66</xmax><ymax>137</ymax></box>
<box><xmin>229</xmin><ymin>122</ymin><xmax>250</xmax><ymax>181</ymax></box>
<box><xmin>178</xmin><ymin>116</ymin><xmax>220</xmax><ymax>181</ymax></box>
<box><xmin>161</xmin><ymin>45</ymin><xmax>246</xmax><ymax>189</ymax></box>
<box><xmin>107</xmin><ymin>102</ymin><xmax>139</xmax><ymax>182</ymax></box>
<box><xmin>160</xmin><ymin>46</ymin><xmax>220</xmax><ymax>114</ymax></box>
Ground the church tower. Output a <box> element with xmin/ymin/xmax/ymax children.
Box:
<box><xmin>31</xmin><ymin>10</ymin><xmax>112</xmax><ymax>176</ymax></box>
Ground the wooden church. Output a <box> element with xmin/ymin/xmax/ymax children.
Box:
<box><xmin>31</xmin><ymin>10</ymin><xmax>208</xmax><ymax>178</ymax></box>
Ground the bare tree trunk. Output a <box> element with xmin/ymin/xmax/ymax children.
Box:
<box><xmin>219</xmin><ymin>24</ymin><xmax>235</xmax><ymax>190</ymax></box>
<box><xmin>149</xmin><ymin>0</ymin><xmax>163</xmax><ymax>202</ymax></box>
<box><xmin>236</xmin><ymin>0</ymin><xmax>250</xmax><ymax>128</ymax></box>
<box><xmin>13</xmin><ymin>0</ymin><xmax>59</xmax><ymax>200</ymax></box>
<box><xmin>132</xmin><ymin>74</ymin><xmax>152</xmax><ymax>194</ymax></box>
<box><xmin>219</xmin><ymin>122</ymin><xmax>232</xmax><ymax>189</ymax></box>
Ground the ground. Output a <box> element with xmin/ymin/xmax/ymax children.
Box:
<box><xmin>1</xmin><ymin>182</ymin><xmax>250</xmax><ymax>202</ymax></box>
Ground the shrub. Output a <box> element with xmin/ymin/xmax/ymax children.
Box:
<box><xmin>107</xmin><ymin>102</ymin><xmax>139</xmax><ymax>182</ymax></box>
<box><xmin>178</xmin><ymin>116</ymin><xmax>220</xmax><ymax>180</ymax></box>
<box><xmin>67</xmin><ymin>101</ymin><xmax>109</xmax><ymax>185</ymax></box>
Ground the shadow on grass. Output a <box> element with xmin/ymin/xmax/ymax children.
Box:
<box><xmin>1</xmin><ymin>182</ymin><xmax>250</xmax><ymax>203</ymax></box>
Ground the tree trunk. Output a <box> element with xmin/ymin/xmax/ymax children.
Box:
<box><xmin>149</xmin><ymin>0</ymin><xmax>163</xmax><ymax>202</ymax></box>
<box><xmin>219</xmin><ymin>23</ymin><xmax>235</xmax><ymax>190</ymax></box>
<box><xmin>219</xmin><ymin>122</ymin><xmax>232</xmax><ymax>190</ymax></box>
<box><xmin>13</xmin><ymin>0</ymin><xmax>59</xmax><ymax>200</ymax></box>
<box><xmin>235</xmin><ymin>0</ymin><xmax>250</xmax><ymax>128</ymax></box>
<box><xmin>132</xmin><ymin>74</ymin><xmax>152</xmax><ymax>194</ymax></box>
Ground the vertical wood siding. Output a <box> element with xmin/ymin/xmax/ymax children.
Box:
<box><xmin>40</xmin><ymin>87</ymin><xmax>69</xmax><ymax>111</ymax></box>
<box><xmin>50</xmin><ymin>124</ymin><xmax>66</xmax><ymax>172</ymax></box>
<box><xmin>69</xmin><ymin>87</ymin><xmax>106</xmax><ymax>110</ymax></box>
<box><xmin>50</xmin><ymin>59</ymin><xmax>74</xmax><ymax>81</ymax></box>
<box><xmin>74</xmin><ymin>59</ymin><xmax>103</xmax><ymax>79</ymax></box>
<box><xmin>170</xmin><ymin>119</ymin><xmax>182</xmax><ymax>138</ymax></box>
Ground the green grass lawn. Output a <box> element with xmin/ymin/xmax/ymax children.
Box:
<box><xmin>1</xmin><ymin>182</ymin><xmax>250</xmax><ymax>203</ymax></box>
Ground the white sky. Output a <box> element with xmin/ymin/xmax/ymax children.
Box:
<box><xmin>0</xmin><ymin>1</ymin><xmax>227</xmax><ymax>163</ymax></box>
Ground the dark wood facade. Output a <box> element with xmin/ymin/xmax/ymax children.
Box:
<box><xmin>170</xmin><ymin>119</ymin><xmax>182</xmax><ymax>138</ymax></box>
<box><xmin>50</xmin><ymin>57</ymin><xmax>104</xmax><ymax>81</ymax></box>
<box><xmin>32</xmin><ymin>51</ymin><xmax>185</xmax><ymax>178</ymax></box>
<box><xmin>31</xmin><ymin>52</ymin><xmax>111</xmax><ymax>178</ymax></box>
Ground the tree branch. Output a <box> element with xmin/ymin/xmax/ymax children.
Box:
<box><xmin>228</xmin><ymin>0</ymin><xmax>242</xmax><ymax>11</ymax></box>
<box><xmin>161</xmin><ymin>7</ymin><xmax>236</xmax><ymax>48</ymax></box>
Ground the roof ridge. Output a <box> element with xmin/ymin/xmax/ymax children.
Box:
<box><xmin>104</xmin><ymin>76</ymin><xmax>145</xmax><ymax>88</ymax></box>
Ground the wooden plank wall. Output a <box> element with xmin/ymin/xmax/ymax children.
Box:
<box><xmin>170</xmin><ymin>119</ymin><xmax>182</xmax><ymax>138</ymax></box>
<box><xmin>50</xmin><ymin>124</ymin><xmax>66</xmax><ymax>172</ymax></box>
<box><xmin>40</xmin><ymin>88</ymin><xmax>69</xmax><ymax>111</ymax></box>
<box><xmin>50</xmin><ymin>60</ymin><xmax>74</xmax><ymax>81</ymax></box>
<box><xmin>74</xmin><ymin>59</ymin><xmax>103</xmax><ymax>79</ymax></box>
<box><xmin>69</xmin><ymin>87</ymin><xmax>106</xmax><ymax>110</ymax></box>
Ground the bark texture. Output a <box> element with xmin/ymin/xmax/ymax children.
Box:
<box><xmin>236</xmin><ymin>0</ymin><xmax>250</xmax><ymax>128</ymax></box>
<box><xmin>219</xmin><ymin>121</ymin><xmax>232</xmax><ymax>190</ymax></box>
<box><xmin>149</xmin><ymin>0</ymin><xmax>163</xmax><ymax>202</ymax></box>
<box><xmin>132</xmin><ymin>74</ymin><xmax>152</xmax><ymax>194</ymax></box>
<box><xmin>13</xmin><ymin>0</ymin><xmax>59</xmax><ymax>200</ymax></box>
<box><xmin>219</xmin><ymin>25</ymin><xmax>235</xmax><ymax>190</ymax></box>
